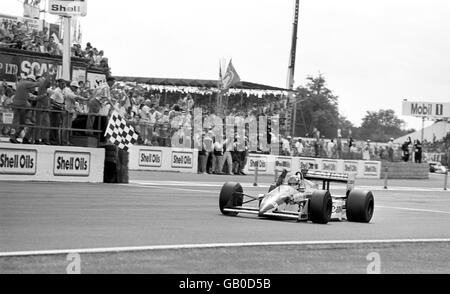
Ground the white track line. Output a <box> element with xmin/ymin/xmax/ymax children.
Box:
<box><xmin>125</xmin><ymin>183</ymin><xmax>450</xmax><ymax>214</ymax></box>
<box><xmin>376</xmin><ymin>205</ymin><xmax>450</xmax><ymax>215</ymax></box>
<box><xmin>128</xmin><ymin>180</ymin><xmax>448</xmax><ymax>192</ymax></box>
<box><xmin>123</xmin><ymin>183</ymin><xmax>217</xmax><ymax>194</ymax></box>
<box><xmin>129</xmin><ymin>180</ymin><xmax>270</xmax><ymax>189</ymax></box>
<box><xmin>1</xmin><ymin>238</ymin><xmax>450</xmax><ymax>257</ymax></box>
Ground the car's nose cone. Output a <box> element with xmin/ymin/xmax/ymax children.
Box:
<box><xmin>259</xmin><ymin>199</ymin><xmax>278</xmax><ymax>216</ymax></box>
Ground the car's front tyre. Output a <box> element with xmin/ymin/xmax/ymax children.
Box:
<box><xmin>309</xmin><ymin>190</ymin><xmax>332</xmax><ymax>224</ymax></box>
<box><xmin>219</xmin><ymin>182</ymin><xmax>243</xmax><ymax>216</ymax></box>
<box><xmin>346</xmin><ymin>190</ymin><xmax>374</xmax><ymax>223</ymax></box>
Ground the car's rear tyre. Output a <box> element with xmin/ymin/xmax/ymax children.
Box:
<box><xmin>309</xmin><ymin>190</ymin><xmax>332</xmax><ymax>224</ymax></box>
<box><xmin>219</xmin><ymin>182</ymin><xmax>243</xmax><ymax>216</ymax></box>
<box><xmin>346</xmin><ymin>190</ymin><xmax>374</xmax><ymax>223</ymax></box>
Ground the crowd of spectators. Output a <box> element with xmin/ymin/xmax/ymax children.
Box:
<box><xmin>0</xmin><ymin>20</ymin><xmax>58</xmax><ymax>54</ymax></box>
<box><xmin>2</xmin><ymin>75</ymin><xmax>448</xmax><ymax>161</ymax></box>
<box><xmin>0</xmin><ymin>74</ymin><xmax>114</xmax><ymax>144</ymax></box>
<box><xmin>278</xmin><ymin>135</ymin><xmax>429</xmax><ymax>164</ymax></box>
<box><xmin>71</xmin><ymin>42</ymin><xmax>111</xmax><ymax>74</ymax></box>
<box><xmin>102</xmin><ymin>82</ymin><xmax>289</xmax><ymax>147</ymax></box>
<box><xmin>0</xmin><ymin>19</ymin><xmax>110</xmax><ymax>75</ymax></box>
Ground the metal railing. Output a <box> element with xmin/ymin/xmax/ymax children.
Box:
<box><xmin>0</xmin><ymin>105</ymin><xmax>106</xmax><ymax>146</ymax></box>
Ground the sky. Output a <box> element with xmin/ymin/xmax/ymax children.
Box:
<box><xmin>2</xmin><ymin>0</ymin><xmax>450</xmax><ymax>130</ymax></box>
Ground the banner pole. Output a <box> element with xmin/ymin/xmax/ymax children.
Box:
<box><xmin>444</xmin><ymin>170</ymin><xmax>448</xmax><ymax>191</ymax></box>
<box><xmin>62</xmin><ymin>16</ymin><xmax>71</xmax><ymax>81</ymax></box>
<box><xmin>253</xmin><ymin>164</ymin><xmax>259</xmax><ymax>187</ymax></box>
<box><xmin>383</xmin><ymin>167</ymin><xmax>389</xmax><ymax>189</ymax></box>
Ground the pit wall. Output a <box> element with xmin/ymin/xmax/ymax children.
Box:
<box><xmin>380</xmin><ymin>162</ymin><xmax>429</xmax><ymax>179</ymax></box>
<box><xmin>128</xmin><ymin>146</ymin><xmax>198</xmax><ymax>173</ymax></box>
<box><xmin>128</xmin><ymin>146</ymin><xmax>380</xmax><ymax>179</ymax></box>
<box><xmin>242</xmin><ymin>154</ymin><xmax>381</xmax><ymax>179</ymax></box>
<box><xmin>0</xmin><ymin>143</ymin><xmax>105</xmax><ymax>182</ymax></box>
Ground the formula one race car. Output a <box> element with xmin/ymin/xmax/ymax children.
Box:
<box><xmin>219</xmin><ymin>169</ymin><xmax>374</xmax><ymax>224</ymax></box>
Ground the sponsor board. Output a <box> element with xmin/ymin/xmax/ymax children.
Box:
<box><xmin>0</xmin><ymin>53</ymin><xmax>63</xmax><ymax>82</ymax></box>
<box><xmin>139</xmin><ymin>149</ymin><xmax>162</xmax><ymax>167</ymax></box>
<box><xmin>298</xmin><ymin>158</ymin><xmax>319</xmax><ymax>171</ymax></box>
<box><xmin>0</xmin><ymin>13</ymin><xmax>43</xmax><ymax>33</ymax></box>
<box><xmin>72</xmin><ymin>67</ymin><xmax>86</xmax><ymax>83</ymax></box>
<box><xmin>0</xmin><ymin>49</ymin><xmax>91</xmax><ymax>83</ymax></box>
<box><xmin>322</xmin><ymin>159</ymin><xmax>338</xmax><ymax>171</ymax></box>
<box><xmin>248</xmin><ymin>156</ymin><xmax>267</xmax><ymax>172</ymax></box>
<box><xmin>344</xmin><ymin>161</ymin><xmax>359</xmax><ymax>173</ymax></box>
<box><xmin>53</xmin><ymin>151</ymin><xmax>90</xmax><ymax>176</ymax></box>
<box><xmin>86</xmin><ymin>72</ymin><xmax>106</xmax><ymax>90</ymax></box>
<box><xmin>0</xmin><ymin>148</ymin><xmax>37</xmax><ymax>175</ymax></box>
<box><xmin>0</xmin><ymin>111</ymin><xmax>14</xmax><ymax>124</ymax></box>
<box><xmin>171</xmin><ymin>151</ymin><xmax>193</xmax><ymax>168</ymax></box>
<box><xmin>424</xmin><ymin>153</ymin><xmax>444</xmax><ymax>162</ymax></box>
<box><xmin>49</xmin><ymin>0</ymin><xmax>87</xmax><ymax>17</ymax></box>
<box><xmin>363</xmin><ymin>161</ymin><xmax>379</xmax><ymax>177</ymax></box>
<box><xmin>402</xmin><ymin>101</ymin><xmax>450</xmax><ymax>119</ymax></box>
<box><xmin>275</xmin><ymin>157</ymin><xmax>292</xmax><ymax>171</ymax></box>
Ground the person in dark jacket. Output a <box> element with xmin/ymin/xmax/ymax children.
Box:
<box><xmin>414</xmin><ymin>139</ymin><xmax>422</xmax><ymax>163</ymax></box>
<box><xmin>33</xmin><ymin>75</ymin><xmax>52</xmax><ymax>144</ymax></box>
<box><xmin>402</xmin><ymin>137</ymin><xmax>412</xmax><ymax>162</ymax></box>
<box><xmin>10</xmin><ymin>74</ymin><xmax>48</xmax><ymax>144</ymax></box>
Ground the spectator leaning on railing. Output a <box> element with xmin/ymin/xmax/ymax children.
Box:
<box><xmin>49</xmin><ymin>79</ymin><xmax>66</xmax><ymax>145</ymax></box>
<box><xmin>10</xmin><ymin>74</ymin><xmax>50</xmax><ymax>144</ymax></box>
<box><xmin>32</xmin><ymin>75</ymin><xmax>52</xmax><ymax>144</ymax></box>
<box><xmin>61</xmin><ymin>81</ymin><xmax>89</xmax><ymax>145</ymax></box>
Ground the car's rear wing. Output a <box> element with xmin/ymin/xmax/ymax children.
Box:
<box><xmin>302</xmin><ymin>170</ymin><xmax>356</xmax><ymax>192</ymax></box>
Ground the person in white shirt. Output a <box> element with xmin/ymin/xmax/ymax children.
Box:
<box><xmin>387</xmin><ymin>138</ymin><xmax>395</xmax><ymax>162</ymax></box>
<box><xmin>281</xmin><ymin>136</ymin><xmax>292</xmax><ymax>156</ymax></box>
<box><xmin>362</xmin><ymin>141</ymin><xmax>371</xmax><ymax>160</ymax></box>
<box><xmin>212</xmin><ymin>139</ymin><xmax>224</xmax><ymax>174</ymax></box>
<box><xmin>294</xmin><ymin>138</ymin><xmax>304</xmax><ymax>157</ymax></box>
<box><xmin>139</xmin><ymin>101</ymin><xmax>152</xmax><ymax>145</ymax></box>
<box><xmin>327</xmin><ymin>139</ymin><xmax>335</xmax><ymax>158</ymax></box>
<box><xmin>61</xmin><ymin>81</ymin><xmax>89</xmax><ymax>145</ymax></box>
<box><xmin>49</xmin><ymin>79</ymin><xmax>66</xmax><ymax>145</ymax></box>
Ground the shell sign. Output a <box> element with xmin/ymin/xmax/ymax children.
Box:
<box><xmin>49</xmin><ymin>0</ymin><xmax>87</xmax><ymax>17</ymax></box>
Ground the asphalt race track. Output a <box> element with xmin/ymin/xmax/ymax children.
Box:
<box><xmin>1</xmin><ymin>171</ymin><xmax>450</xmax><ymax>273</ymax></box>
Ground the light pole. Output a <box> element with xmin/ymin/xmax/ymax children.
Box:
<box><xmin>62</xmin><ymin>16</ymin><xmax>71</xmax><ymax>81</ymax></box>
<box><xmin>47</xmin><ymin>0</ymin><xmax>87</xmax><ymax>80</ymax></box>
<box><xmin>291</xmin><ymin>95</ymin><xmax>307</xmax><ymax>137</ymax></box>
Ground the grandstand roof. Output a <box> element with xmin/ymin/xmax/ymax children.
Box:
<box><xmin>113</xmin><ymin>76</ymin><xmax>293</xmax><ymax>92</ymax></box>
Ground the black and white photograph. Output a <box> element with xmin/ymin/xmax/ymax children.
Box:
<box><xmin>1</xmin><ymin>0</ymin><xmax>450</xmax><ymax>280</ymax></box>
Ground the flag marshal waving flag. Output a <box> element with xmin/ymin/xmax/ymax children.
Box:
<box><xmin>105</xmin><ymin>111</ymin><xmax>139</xmax><ymax>151</ymax></box>
<box><xmin>222</xmin><ymin>60</ymin><xmax>241</xmax><ymax>91</ymax></box>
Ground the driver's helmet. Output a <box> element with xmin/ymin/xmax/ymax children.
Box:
<box><xmin>287</xmin><ymin>174</ymin><xmax>300</xmax><ymax>186</ymax></box>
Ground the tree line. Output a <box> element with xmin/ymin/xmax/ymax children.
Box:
<box><xmin>292</xmin><ymin>74</ymin><xmax>415</xmax><ymax>142</ymax></box>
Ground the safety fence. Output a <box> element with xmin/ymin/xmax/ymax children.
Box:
<box><xmin>0</xmin><ymin>105</ymin><xmax>106</xmax><ymax>146</ymax></box>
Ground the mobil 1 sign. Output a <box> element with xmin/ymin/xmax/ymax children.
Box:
<box><xmin>49</xmin><ymin>0</ymin><xmax>87</xmax><ymax>17</ymax></box>
<box><xmin>402</xmin><ymin>101</ymin><xmax>450</xmax><ymax>119</ymax></box>
<box><xmin>54</xmin><ymin>151</ymin><xmax>90</xmax><ymax>176</ymax></box>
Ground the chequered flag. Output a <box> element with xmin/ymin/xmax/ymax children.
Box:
<box><xmin>104</xmin><ymin>111</ymin><xmax>139</xmax><ymax>151</ymax></box>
